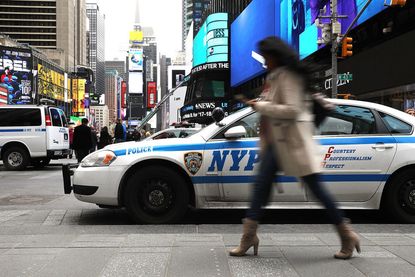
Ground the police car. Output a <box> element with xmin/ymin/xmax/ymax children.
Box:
<box><xmin>63</xmin><ymin>99</ymin><xmax>415</xmax><ymax>224</ymax></box>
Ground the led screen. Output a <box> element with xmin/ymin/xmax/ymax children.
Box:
<box><xmin>231</xmin><ymin>0</ymin><xmax>387</xmax><ymax>87</ymax></box>
<box><xmin>193</xmin><ymin>13</ymin><xmax>228</xmax><ymax>67</ymax></box>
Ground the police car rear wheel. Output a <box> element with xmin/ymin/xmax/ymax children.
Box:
<box><xmin>3</xmin><ymin>147</ymin><xmax>29</xmax><ymax>171</ymax></box>
<box><xmin>385</xmin><ymin>170</ymin><xmax>415</xmax><ymax>223</ymax></box>
<box><xmin>124</xmin><ymin>166</ymin><xmax>189</xmax><ymax>224</ymax></box>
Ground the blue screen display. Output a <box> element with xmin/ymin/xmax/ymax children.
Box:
<box><xmin>193</xmin><ymin>13</ymin><xmax>229</xmax><ymax>67</ymax></box>
<box><xmin>231</xmin><ymin>0</ymin><xmax>387</xmax><ymax>87</ymax></box>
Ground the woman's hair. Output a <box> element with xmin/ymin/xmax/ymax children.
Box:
<box><xmin>258</xmin><ymin>36</ymin><xmax>322</xmax><ymax>93</ymax></box>
<box><xmin>101</xmin><ymin>126</ymin><xmax>108</xmax><ymax>133</ymax></box>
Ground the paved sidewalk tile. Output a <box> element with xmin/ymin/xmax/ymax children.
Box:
<box><xmin>228</xmin><ymin>256</ymin><xmax>299</xmax><ymax>277</ymax></box>
<box><xmin>383</xmin><ymin>245</ymin><xmax>415</xmax><ymax>265</ymax></box>
<box><xmin>121</xmin><ymin>234</ymin><xmax>175</xmax><ymax>247</ymax></box>
<box><xmin>70</xmin><ymin>234</ymin><xmax>126</xmax><ymax>248</ymax></box>
<box><xmin>281</xmin><ymin>246</ymin><xmax>364</xmax><ymax>277</ymax></box>
<box><xmin>101</xmin><ymin>252</ymin><xmax>170</xmax><ymax>277</ymax></box>
<box><xmin>361</xmin><ymin>233</ymin><xmax>415</xmax><ymax>246</ymax></box>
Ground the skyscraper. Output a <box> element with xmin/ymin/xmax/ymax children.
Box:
<box><xmin>182</xmin><ymin>0</ymin><xmax>211</xmax><ymax>50</ymax></box>
<box><xmin>0</xmin><ymin>0</ymin><xmax>87</xmax><ymax>70</ymax></box>
<box><xmin>86</xmin><ymin>1</ymin><xmax>106</xmax><ymax>104</ymax></box>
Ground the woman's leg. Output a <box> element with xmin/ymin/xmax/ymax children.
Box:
<box><xmin>302</xmin><ymin>173</ymin><xmax>360</xmax><ymax>259</ymax></box>
<box><xmin>301</xmin><ymin>173</ymin><xmax>343</xmax><ymax>225</ymax></box>
<box><xmin>246</xmin><ymin>146</ymin><xmax>279</xmax><ymax>221</ymax></box>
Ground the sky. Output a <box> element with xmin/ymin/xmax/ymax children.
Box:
<box><xmin>97</xmin><ymin>0</ymin><xmax>183</xmax><ymax>61</ymax></box>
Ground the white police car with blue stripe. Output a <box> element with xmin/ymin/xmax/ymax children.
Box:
<box><xmin>63</xmin><ymin>99</ymin><xmax>415</xmax><ymax>224</ymax></box>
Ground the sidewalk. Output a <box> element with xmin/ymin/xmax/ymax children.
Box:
<box><xmin>0</xmin><ymin>221</ymin><xmax>415</xmax><ymax>276</ymax></box>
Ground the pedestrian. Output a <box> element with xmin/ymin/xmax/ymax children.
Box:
<box><xmin>90</xmin><ymin>126</ymin><xmax>98</xmax><ymax>153</ymax></box>
<box><xmin>230</xmin><ymin>36</ymin><xmax>360</xmax><ymax>259</ymax></box>
<box><xmin>68</xmin><ymin>122</ymin><xmax>75</xmax><ymax>159</ymax></box>
<box><xmin>72</xmin><ymin>118</ymin><xmax>93</xmax><ymax>163</ymax></box>
<box><xmin>98</xmin><ymin>126</ymin><xmax>112</xmax><ymax>149</ymax></box>
<box><xmin>114</xmin><ymin>119</ymin><xmax>126</xmax><ymax>143</ymax></box>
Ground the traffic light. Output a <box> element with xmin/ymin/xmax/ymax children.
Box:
<box><xmin>341</xmin><ymin>37</ymin><xmax>353</xmax><ymax>57</ymax></box>
<box><xmin>389</xmin><ymin>0</ymin><xmax>406</xmax><ymax>7</ymax></box>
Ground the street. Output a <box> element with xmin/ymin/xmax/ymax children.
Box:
<box><xmin>0</xmin><ymin>162</ymin><xmax>415</xmax><ymax>276</ymax></box>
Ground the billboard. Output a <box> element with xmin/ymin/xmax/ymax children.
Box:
<box><xmin>0</xmin><ymin>46</ymin><xmax>33</xmax><ymax>104</ymax></box>
<box><xmin>0</xmin><ymin>86</ymin><xmax>7</xmax><ymax>105</ymax></box>
<box><xmin>121</xmin><ymin>81</ymin><xmax>127</xmax><ymax>108</ymax></box>
<box><xmin>72</xmin><ymin>79</ymin><xmax>86</xmax><ymax>116</ymax></box>
<box><xmin>128</xmin><ymin>48</ymin><xmax>143</xmax><ymax>71</ymax></box>
<box><xmin>193</xmin><ymin>13</ymin><xmax>228</xmax><ymax>67</ymax></box>
<box><xmin>147</xmin><ymin>81</ymin><xmax>157</xmax><ymax>108</ymax></box>
<box><xmin>129</xmin><ymin>72</ymin><xmax>143</xmax><ymax>94</ymax></box>
<box><xmin>38</xmin><ymin>64</ymin><xmax>65</xmax><ymax>101</ymax></box>
<box><xmin>129</xmin><ymin>30</ymin><xmax>144</xmax><ymax>45</ymax></box>
<box><xmin>231</xmin><ymin>0</ymin><xmax>387</xmax><ymax>87</ymax></box>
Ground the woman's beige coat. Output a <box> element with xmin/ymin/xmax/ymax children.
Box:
<box><xmin>254</xmin><ymin>67</ymin><xmax>320</xmax><ymax>178</ymax></box>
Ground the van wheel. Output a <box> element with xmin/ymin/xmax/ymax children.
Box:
<box><xmin>124</xmin><ymin>166</ymin><xmax>189</xmax><ymax>224</ymax></box>
<box><xmin>3</xmin><ymin>147</ymin><xmax>30</xmax><ymax>171</ymax></box>
<box><xmin>384</xmin><ymin>169</ymin><xmax>415</xmax><ymax>223</ymax></box>
<box><xmin>31</xmin><ymin>158</ymin><xmax>51</xmax><ymax>168</ymax></box>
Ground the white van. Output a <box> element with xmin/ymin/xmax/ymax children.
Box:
<box><xmin>0</xmin><ymin>105</ymin><xmax>70</xmax><ymax>170</ymax></box>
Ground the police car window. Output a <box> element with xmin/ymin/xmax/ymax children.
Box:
<box><xmin>0</xmin><ymin>108</ymin><xmax>41</xmax><ymax>126</ymax></box>
<box><xmin>379</xmin><ymin>112</ymin><xmax>412</xmax><ymax>134</ymax></box>
<box><xmin>58</xmin><ymin>109</ymin><xmax>68</xmax><ymax>127</ymax></box>
<box><xmin>214</xmin><ymin>112</ymin><xmax>260</xmax><ymax>139</ymax></box>
<box><xmin>317</xmin><ymin>105</ymin><xmax>376</xmax><ymax>135</ymax></box>
<box><xmin>50</xmin><ymin>108</ymin><xmax>62</xmax><ymax>127</ymax></box>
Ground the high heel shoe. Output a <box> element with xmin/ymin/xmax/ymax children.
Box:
<box><xmin>334</xmin><ymin>218</ymin><xmax>361</xmax><ymax>259</ymax></box>
<box><xmin>229</xmin><ymin>218</ymin><xmax>259</xmax><ymax>256</ymax></box>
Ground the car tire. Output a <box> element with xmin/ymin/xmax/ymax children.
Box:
<box><xmin>124</xmin><ymin>166</ymin><xmax>189</xmax><ymax>224</ymax></box>
<box><xmin>384</xmin><ymin>169</ymin><xmax>415</xmax><ymax>223</ymax></box>
<box><xmin>2</xmin><ymin>147</ymin><xmax>30</xmax><ymax>171</ymax></box>
<box><xmin>31</xmin><ymin>158</ymin><xmax>51</xmax><ymax>168</ymax></box>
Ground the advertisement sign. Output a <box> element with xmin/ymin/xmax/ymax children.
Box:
<box><xmin>231</xmin><ymin>0</ymin><xmax>387</xmax><ymax>87</ymax></box>
<box><xmin>72</xmin><ymin>79</ymin><xmax>86</xmax><ymax>116</ymax></box>
<box><xmin>0</xmin><ymin>86</ymin><xmax>8</xmax><ymax>106</ymax></box>
<box><xmin>38</xmin><ymin>64</ymin><xmax>65</xmax><ymax>101</ymax></box>
<box><xmin>147</xmin><ymin>81</ymin><xmax>157</xmax><ymax>108</ymax></box>
<box><xmin>129</xmin><ymin>30</ymin><xmax>144</xmax><ymax>45</ymax></box>
<box><xmin>0</xmin><ymin>46</ymin><xmax>33</xmax><ymax>104</ymax></box>
<box><xmin>193</xmin><ymin>13</ymin><xmax>229</xmax><ymax>67</ymax></box>
<box><xmin>128</xmin><ymin>48</ymin><xmax>143</xmax><ymax>71</ymax></box>
<box><xmin>121</xmin><ymin>81</ymin><xmax>127</xmax><ymax>108</ymax></box>
<box><xmin>129</xmin><ymin>72</ymin><xmax>143</xmax><ymax>94</ymax></box>
<box><xmin>172</xmin><ymin>70</ymin><xmax>185</xmax><ymax>88</ymax></box>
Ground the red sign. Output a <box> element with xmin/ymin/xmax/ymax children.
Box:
<box><xmin>121</xmin><ymin>81</ymin><xmax>127</xmax><ymax>108</ymax></box>
<box><xmin>147</xmin><ymin>81</ymin><xmax>157</xmax><ymax>108</ymax></box>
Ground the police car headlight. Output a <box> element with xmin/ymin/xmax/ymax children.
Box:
<box><xmin>80</xmin><ymin>150</ymin><xmax>116</xmax><ymax>167</ymax></box>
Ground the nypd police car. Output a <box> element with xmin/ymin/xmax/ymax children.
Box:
<box><xmin>63</xmin><ymin>99</ymin><xmax>415</xmax><ymax>224</ymax></box>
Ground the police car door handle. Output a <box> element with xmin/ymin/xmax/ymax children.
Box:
<box><xmin>372</xmin><ymin>143</ymin><xmax>394</xmax><ymax>150</ymax></box>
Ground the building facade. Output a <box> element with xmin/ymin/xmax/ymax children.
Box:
<box><xmin>106</xmin><ymin>61</ymin><xmax>127</xmax><ymax>82</ymax></box>
<box><xmin>105</xmin><ymin>70</ymin><xmax>118</xmax><ymax>124</ymax></box>
<box><xmin>182</xmin><ymin>0</ymin><xmax>211</xmax><ymax>50</ymax></box>
<box><xmin>0</xmin><ymin>0</ymin><xmax>87</xmax><ymax>70</ymax></box>
<box><xmin>91</xmin><ymin>105</ymin><xmax>109</xmax><ymax>130</ymax></box>
<box><xmin>86</xmin><ymin>1</ymin><xmax>105</xmax><ymax>104</ymax></box>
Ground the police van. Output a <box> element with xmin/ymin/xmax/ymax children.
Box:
<box><xmin>63</xmin><ymin>99</ymin><xmax>415</xmax><ymax>224</ymax></box>
<box><xmin>0</xmin><ymin>105</ymin><xmax>70</xmax><ymax>170</ymax></box>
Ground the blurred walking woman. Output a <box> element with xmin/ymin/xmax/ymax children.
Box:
<box><xmin>230</xmin><ymin>37</ymin><xmax>360</xmax><ymax>259</ymax></box>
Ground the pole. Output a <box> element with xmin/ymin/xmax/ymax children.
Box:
<box><xmin>331</xmin><ymin>0</ymin><xmax>338</xmax><ymax>99</ymax></box>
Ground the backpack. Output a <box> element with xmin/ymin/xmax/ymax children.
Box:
<box><xmin>311</xmin><ymin>93</ymin><xmax>336</xmax><ymax>127</ymax></box>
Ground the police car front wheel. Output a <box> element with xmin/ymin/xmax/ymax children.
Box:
<box><xmin>124</xmin><ymin>166</ymin><xmax>190</xmax><ymax>224</ymax></box>
<box><xmin>385</xmin><ymin>169</ymin><xmax>415</xmax><ymax>223</ymax></box>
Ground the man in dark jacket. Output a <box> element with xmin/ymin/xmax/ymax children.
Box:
<box><xmin>72</xmin><ymin>118</ymin><xmax>93</xmax><ymax>163</ymax></box>
<box><xmin>114</xmin><ymin>119</ymin><xmax>126</xmax><ymax>143</ymax></box>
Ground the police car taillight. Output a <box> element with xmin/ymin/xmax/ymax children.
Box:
<box><xmin>45</xmin><ymin>115</ymin><xmax>52</xmax><ymax>126</ymax></box>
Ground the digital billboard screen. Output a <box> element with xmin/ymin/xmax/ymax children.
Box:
<box><xmin>128</xmin><ymin>48</ymin><xmax>143</xmax><ymax>71</ymax></box>
<box><xmin>193</xmin><ymin>13</ymin><xmax>229</xmax><ymax>67</ymax></box>
<box><xmin>231</xmin><ymin>0</ymin><xmax>387</xmax><ymax>87</ymax></box>
<box><xmin>129</xmin><ymin>72</ymin><xmax>143</xmax><ymax>94</ymax></box>
<box><xmin>0</xmin><ymin>46</ymin><xmax>33</xmax><ymax>104</ymax></box>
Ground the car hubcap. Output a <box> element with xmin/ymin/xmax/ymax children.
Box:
<box><xmin>139</xmin><ymin>179</ymin><xmax>174</xmax><ymax>215</ymax></box>
<box><xmin>8</xmin><ymin>152</ymin><xmax>22</xmax><ymax>167</ymax></box>
<box><xmin>399</xmin><ymin>180</ymin><xmax>415</xmax><ymax>214</ymax></box>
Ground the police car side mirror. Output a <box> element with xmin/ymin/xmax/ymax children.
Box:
<box><xmin>212</xmin><ymin>107</ymin><xmax>225</xmax><ymax>126</ymax></box>
<box><xmin>224</xmin><ymin>126</ymin><xmax>246</xmax><ymax>139</ymax></box>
